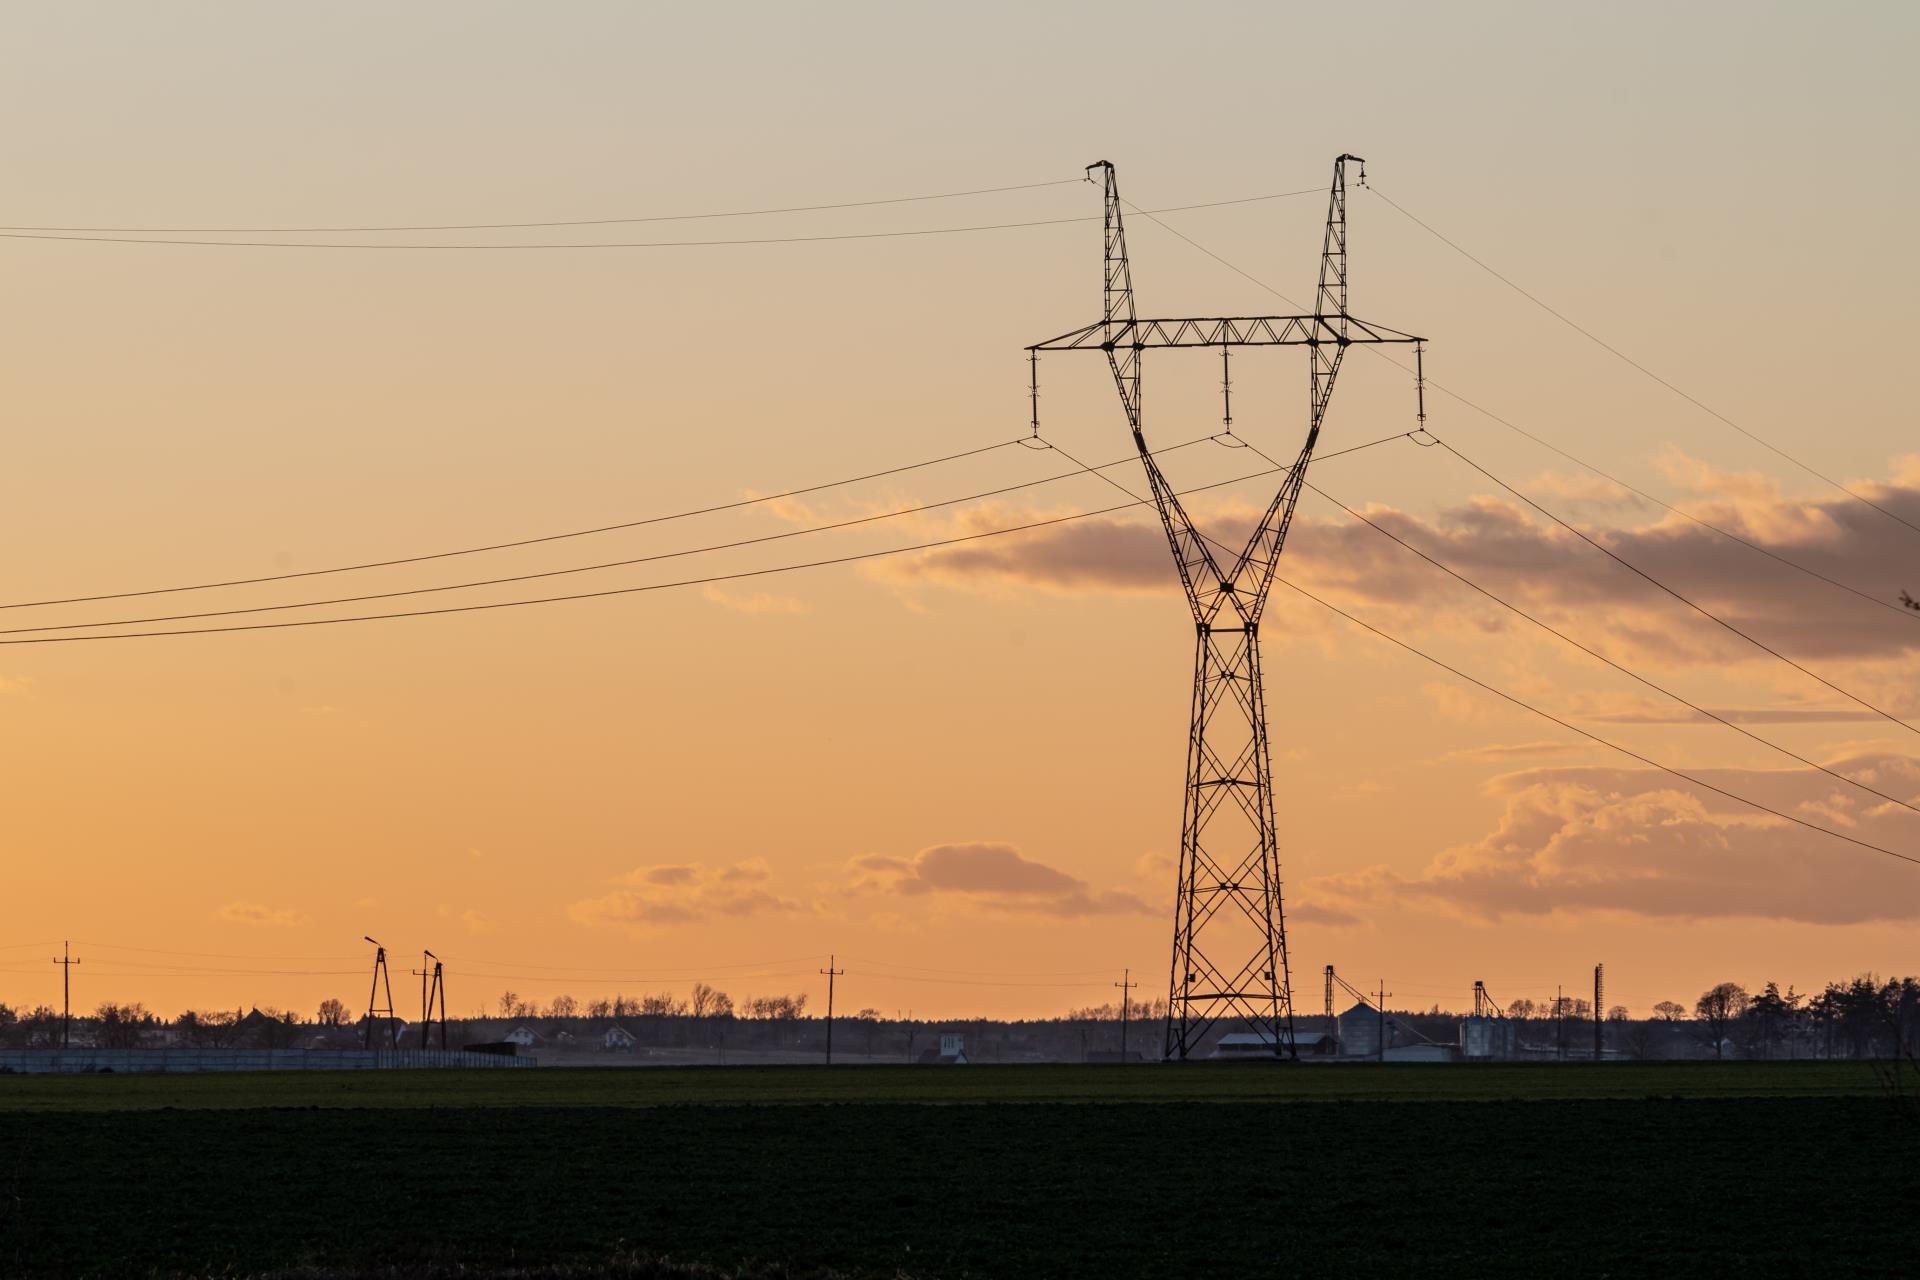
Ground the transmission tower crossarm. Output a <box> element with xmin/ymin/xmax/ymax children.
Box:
<box><xmin>1026</xmin><ymin>314</ymin><xmax>1420</xmax><ymax>351</ymax></box>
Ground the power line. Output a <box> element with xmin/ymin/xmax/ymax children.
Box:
<box><xmin>0</xmin><ymin>177</ymin><xmax>1085</xmax><ymax>234</ymax></box>
<box><xmin>0</xmin><ymin>189</ymin><xmax>1322</xmax><ymax>251</ymax></box>
<box><xmin>0</xmin><ymin>435</ymin><xmax>1413</xmax><ymax>645</ymax></box>
<box><xmin>1135</xmin><ymin>197</ymin><xmax>1920</xmax><ymax>625</ymax></box>
<box><xmin>1218</xmin><ymin>435</ymin><xmax>1920</xmax><ymax>819</ymax></box>
<box><xmin>1365</xmin><ymin>185</ymin><xmax>1920</xmax><ymax>541</ymax></box>
<box><xmin>0</xmin><ymin>435</ymin><xmax>1221</xmax><ymax>636</ymax></box>
<box><xmin>1434</xmin><ymin>438</ymin><xmax>1920</xmax><ymax>739</ymax></box>
<box><xmin>0</xmin><ymin>437</ymin><xmax>1027</xmax><ymax>611</ymax></box>
<box><xmin>1268</xmin><ymin>573</ymin><xmax>1920</xmax><ymax>869</ymax></box>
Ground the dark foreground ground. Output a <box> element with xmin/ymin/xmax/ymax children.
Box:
<box><xmin>3</xmin><ymin>1062</ymin><xmax>1916</xmax><ymax>1277</ymax></box>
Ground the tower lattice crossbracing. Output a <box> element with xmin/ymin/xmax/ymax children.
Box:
<box><xmin>1027</xmin><ymin>156</ymin><xmax>1424</xmax><ymax>1060</ymax></box>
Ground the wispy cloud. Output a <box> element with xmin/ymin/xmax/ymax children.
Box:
<box><xmin>217</xmin><ymin>901</ymin><xmax>303</xmax><ymax>927</ymax></box>
<box><xmin>569</xmin><ymin>860</ymin><xmax>799</xmax><ymax>929</ymax></box>
<box><xmin>849</xmin><ymin>841</ymin><xmax>1155</xmax><ymax>918</ymax></box>
<box><xmin>1306</xmin><ymin>753</ymin><xmax>1920</xmax><ymax>925</ymax></box>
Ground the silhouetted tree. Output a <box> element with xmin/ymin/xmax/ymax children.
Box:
<box><xmin>16</xmin><ymin>1005</ymin><xmax>60</xmax><ymax>1048</ymax></box>
<box><xmin>1745</xmin><ymin>983</ymin><xmax>1801</xmax><ymax>1059</ymax></box>
<box><xmin>93</xmin><ymin>1003</ymin><xmax>153</xmax><ymax>1049</ymax></box>
<box><xmin>1652</xmin><ymin>1001</ymin><xmax>1687</xmax><ymax>1022</ymax></box>
<box><xmin>497</xmin><ymin>991</ymin><xmax>519</xmax><ymax>1017</ymax></box>
<box><xmin>176</xmin><ymin>1009</ymin><xmax>240</xmax><ymax>1047</ymax></box>
<box><xmin>1696</xmin><ymin>983</ymin><xmax>1751</xmax><ymax>1058</ymax></box>
<box><xmin>316</xmin><ymin>998</ymin><xmax>350</xmax><ymax>1027</ymax></box>
<box><xmin>549</xmin><ymin>994</ymin><xmax>579</xmax><ymax>1019</ymax></box>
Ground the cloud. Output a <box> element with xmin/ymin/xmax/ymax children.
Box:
<box><xmin>1563</xmin><ymin>692</ymin><xmax>1888</xmax><ymax>726</ymax></box>
<box><xmin>1307</xmin><ymin>753</ymin><xmax>1920</xmax><ymax>925</ymax></box>
<box><xmin>871</xmin><ymin>452</ymin><xmax>1920</xmax><ymax>668</ymax></box>
<box><xmin>1441</xmin><ymin>741</ymin><xmax>1598</xmax><ymax>762</ymax></box>
<box><xmin>217</xmin><ymin>901</ymin><xmax>303</xmax><ymax>927</ymax></box>
<box><xmin>880</xmin><ymin>509</ymin><xmax>1172</xmax><ymax>596</ymax></box>
<box><xmin>569</xmin><ymin>860</ymin><xmax>801</xmax><ymax>929</ymax></box>
<box><xmin>849</xmin><ymin>841</ymin><xmax>1156</xmax><ymax>918</ymax></box>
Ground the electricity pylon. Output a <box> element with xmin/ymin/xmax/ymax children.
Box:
<box><xmin>1027</xmin><ymin>156</ymin><xmax>1423</xmax><ymax>1060</ymax></box>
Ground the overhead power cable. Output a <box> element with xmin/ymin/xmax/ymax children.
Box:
<box><xmin>1366</xmin><ymin>185</ymin><xmax>1920</xmax><ymax>541</ymax></box>
<box><xmin>1132</xmin><ymin>197</ymin><xmax>1920</xmax><ymax>621</ymax></box>
<box><xmin>1284</xmin><ymin>461</ymin><xmax>1920</xmax><ymax>817</ymax></box>
<box><xmin>0</xmin><ymin>178</ymin><xmax>1085</xmax><ymax>234</ymax></box>
<box><xmin>1</xmin><ymin>435</ymin><xmax>1226</xmax><ymax>635</ymax></box>
<box><xmin>0</xmin><ymin>437</ymin><xmax>1027</xmax><ymax>611</ymax></box>
<box><xmin>0</xmin><ymin>189</ymin><xmax>1321</xmax><ymax>251</ymax></box>
<box><xmin>1434</xmin><ymin>439</ymin><xmax>1920</xmax><ymax>738</ymax></box>
<box><xmin>0</xmin><ymin>437</ymin><xmax>1420</xmax><ymax>645</ymax></box>
<box><xmin>1272</xmin><ymin>574</ymin><xmax>1920</xmax><ymax>869</ymax></box>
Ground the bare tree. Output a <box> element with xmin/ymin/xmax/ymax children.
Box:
<box><xmin>1652</xmin><ymin>1000</ymin><xmax>1687</xmax><ymax>1022</ymax></box>
<box><xmin>689</xmin><ymin>983</ymin><xmax>716</xmax><ymax>1019</ymax></box>
<box><xmin>498</xmin><ymin>991</ymin><xmax>519</xmax><ymax>1017</ymax></box>
<box><xmin>94</xmin><ymin>1003</ymin><xmax>152</xmax><ymax>1049</ymax></box>
<box><xmin>316</xmin><ymin>998</ymin><xmax>349</xmax><ymax>1027</ymax></box>
<box><xmin>1696</xmin><ymin>983</ymin><xmax>1752</xmax><ymax>1059</ymax></box>
<box><xmin>586</xmin><ymin>997</ymin><xmax>612</xmax><ymax>1019</ymax></box>
<box><xmin>549</xmin><ymin>994</ymin><xmax>579</xmax><ymax>1019</ymax></box>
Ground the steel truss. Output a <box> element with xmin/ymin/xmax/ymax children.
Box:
<box><xmin>1027</xmin><ymin>156</ymin><xmax>1423</xmax><ymax>1060</ymax></box>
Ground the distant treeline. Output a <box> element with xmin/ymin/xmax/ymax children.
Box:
<box><xmin>3</xmin><ymin>974</ymin><xmax>1916</xmax><ymax>1060</ymax></box>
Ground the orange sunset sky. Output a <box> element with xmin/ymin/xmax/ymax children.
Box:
<box><xmin>2</xmin><ymin>2</ymin><xmax>1917</xmax><ymax>1021</ymax></box>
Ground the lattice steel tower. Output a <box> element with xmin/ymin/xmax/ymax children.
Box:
<box><xmin>1027</xmin><ymin>156</ymin><xmax>1423</xmax><ymax>1060</ymax></box>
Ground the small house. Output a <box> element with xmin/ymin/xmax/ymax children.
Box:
<box><xmin>603</xmin><ymin>1024</ymin><xmax>637</xmax><ymax>1051</ymax></box>
<box><xmin>502</xmin><ymin>1025</ymin><xmax>540</xmax><ymax>1048</ymax></box>
<box><xmin>916</xmin><ymin>1032</ymin><xmax>968</xmax><ymax>1065</ymax></box>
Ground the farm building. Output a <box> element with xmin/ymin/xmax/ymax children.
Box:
<box><xmin>1210</xmin><ymin>1029</ymin><xmax>1336</xmax><ymax>1059</ymax></box>
<box><xmin>917</xmin><ymin>1032</ymin><xmax>968</xmax><ymax>1065</ymax></box>
<box><xmin>602</xmin><ymin>1024</ymin><xmax>637</xmax><ymax>1051</ymax></box>
<box><xmin>1458</xmin><ymin>1014</ymin><xmax>1518</xmax><ymax>1060</ymax></box>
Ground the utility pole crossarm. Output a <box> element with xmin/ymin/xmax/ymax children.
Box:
<box><xmin>1027</xmin><ymin>314</ymin><xmax>1422</xmax><ymax>352</ymax></box>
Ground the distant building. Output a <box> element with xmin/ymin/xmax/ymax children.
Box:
<box><xmin>1382</xmin><ymin>1043</ymin><xmax>1456</xmax><ymax>1063</ymax></box>
<box><xmin>1210</xmin><ymin>1029</ymin><xmax>1336</xmax><ymax>1059</ymax></box>
<box><xmin>502</xmin><ymin>1025</ymin><xmax>540</xmax><ymax>1048</ymax></box>
<box><xmin>917</xmin><ymin>1032</ymin><xmax>968</xmax><ymax>1065</ymax></box>
<box><xmin>544</xmin><ymin>1025</ymin><xmax>577</xmax><ymax>1045</ymax></box>
<box><xmin>602</xmin><ymin>1024</ymin><xmax>636</xmax><ymax>1051</ymax></box>
<box><xmin>1458</xmin><ymin>1014</ymin><xmax>1517</xmax><ymax>1061</ymax></box>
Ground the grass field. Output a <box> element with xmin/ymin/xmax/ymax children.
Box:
<box><xmin>4</xmin><ymin>1062</ymin><xmax>1916</xmax><ymax>1277</ymax></box>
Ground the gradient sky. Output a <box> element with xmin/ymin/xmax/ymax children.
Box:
<box><xmin>2</xmin><ymin>2</ymin><xmax>1916</xmax><ymax>1021</ymax></box>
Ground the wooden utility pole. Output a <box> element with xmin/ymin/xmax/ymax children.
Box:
<box><xmin>53</xmin><ymin>942</ymin><xmax>80</xmax><ymax>1048</ymax></box>
<box><xmin>1376</xmin><ymin>980</ymin><xmax>1391</xmax><ymax>1063</ymax></box>
<box><xmin>819</xmin><ymin>956</ymin><xmax>844</xmax><ymax>1065</ymax></box>
<box><xmin>1114</xmin><ymin>969</ymin><xmax>1138</xmax><ymax>1063</ymax></box>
